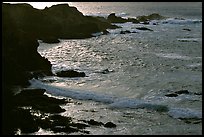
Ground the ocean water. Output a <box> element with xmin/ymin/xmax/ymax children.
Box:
<box><xmin>29</xmin><ymin>2</ymin><xmax>202</xmax><ymax>135</ymax></box>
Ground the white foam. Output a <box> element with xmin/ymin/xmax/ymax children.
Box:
<box><xmin>161</xmin><ymin>18</ymin><xmax>202</xmax><ymax>24</ymax></box>
<box><xmin>29</xmin><ymin>79</ymin><xmax>115</xmax><ymax>103</ymax></box>
<box><xmin>186</xmin><ymin>63</ymin><xmax>202</xmax><ymax>68</ymax></box>
<box><xmin>29</xmin><ymin>79</ymin><xmax>202</xmax><ymax>119</ymax></box>
<box><xmin>155</xmin><ymin>53</ymin><xmax>191</xmax><ymax>60</ymax></box>
<box><xmin>91</xmin><ymin>32</ymin><xmax>104</xmax><ymax>37</ymax></box>
<box><xmin>168</xmin><ymin>108</ymin><xmax>202</xmax><ymax>119</ymax></box>
<box><xmin>177</xmin><ymin>38</ymin><xmax>199</xmax><ymax>42</ymax></box>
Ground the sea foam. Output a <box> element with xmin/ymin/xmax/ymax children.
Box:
<box><xmin>29</xmin><ymin>79</ymin><xmax>202</xmax><ymax>119</ymax></box>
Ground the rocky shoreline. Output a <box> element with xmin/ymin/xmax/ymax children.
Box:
<box><xmin>2</xmin><ymin>3</ymin><xmax>166</xmax><ymax>135</ymax></box>
<box><xmin>2</xmin><ymin>3</ymin><xmax>118</xmax><ymax>135</ymax></box>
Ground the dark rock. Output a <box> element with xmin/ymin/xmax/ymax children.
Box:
<box><xmin>81</xmin><ymin>119</ymin><xmax>104</xmax><ymax>126</ymax></box>
<box><xmin>127</xmin><ymin>18</ymin><xmax>140</xmax><ymax>23</ymax></box>
<box><xmin>137</xmin><ymin>13</ymin><xmax>166</xmax><ymax>22</ymax></box>
<box><xmin>103</xmin><ymin>30</ymin><xmax>109</xmax><ymax>35</ymax></box>
<box><xmin>34</xmin><ymin>104</ymin><xmax>66</xmax><ymax>113</ymax></box>
<box><xmin>120</xmin><ymin>30</ymin><xmax>131</xmax><ymax>34</ymax></box>
<box><xmin>18</xmin><ymin>88</ymin><xmax>46</xmax><ymax>96</ymax></box>
<box><xmin>182</xmin><ymin>28</ymin><xmax>191</xmax><ymax>31</ymax></box>
<box><xmin>88</xmin><ymin>119</ymin><xmax>104</xmax><ymax>126</ymax></box>
<box><xmin>11</xmin><ymin>108</ymin><xmax>39</xmax><ymax>134</ymax></box>
<box><xmin>194</xmin><ymin>92</ymin><xmax>202</xmax><ymax>95</ymax></box>
<box><xmin>14</xmin><ymin>89</ymin><xmax>67</xmax><ymax>113</ymax></box>
<box><xmin>99</xmin><ymin>69</ymin><xmax>115</xmax><ymax>74</ymax></box>
<box><xmin>141</xmin><ymin>21</ymin><xmax>150</xmax><ymax>25</ymax></box>
<box><xmin>165</xmin><ymin>93</ymin><xmax>178</xmax><ymax>97</ymax></box>
<box><xmin>56</xmin><ymin>70</ymin><xmax>86</xmax><ymax>77</ymax></box>
<box><xmin>104</xmin><ymin>122</ymin><xmax>116</xmax><ymax>128</ymax></box>
<box><xmin>41</xmin><ymin>36</ymin><xmax>60</xmax><ymax>44</ymax></box>
<box><xmin>70</xmin><ymin>123</ymin><xmax>90</xmax><ymax>129</ymax></box>
<box><xmin>51</xmin><ymin>126</ymin><xmax>79</xmax><ymax>133</ymax></box>
<box><xmin>2</xmin><ymin>3</ymin><xmax>120</xmax><ymax>134</ymax></box>
<box><xmin>107</xmin><ymin>13</ymin><xmax>127</xmax><ymax>23</ymax></box>
<box><xmin>174</xmin><ymin>90</ymin><xmax>189</xmax><ymax>94</ymax></box>
<box><xmin>136</xmin><ymin>27</ymin><xmax>153</xmax><ymax>31</ymax></box>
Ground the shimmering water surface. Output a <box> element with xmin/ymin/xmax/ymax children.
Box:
<box><xmin>28</xmin><ymin>2</ymin><xmax>202</xmax><ymax>135</ymax></box>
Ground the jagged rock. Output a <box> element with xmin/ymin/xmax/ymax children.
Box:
<box><xmin>107</xmin><ymin>13</ymin><xmax>127</xmax><ymax>23</ymax></box>
<box><xmin>56</xmin><ymin>70</ymin><xmax>86</xmax><ymax>77</ymax></box>
<box><xmin>137</xmin><ymin>13</ymin><xmax>166</xmax><ymax>22</ymax></box>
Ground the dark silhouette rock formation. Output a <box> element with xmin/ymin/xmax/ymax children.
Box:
<box><xmin>2</xmin><ymin>3</ymin><xmax>118</xmax><ymax>135</ymax></box>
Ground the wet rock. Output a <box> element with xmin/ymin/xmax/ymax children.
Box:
<box><xmin>174</xmin><ymin>90</ymin><xmax>189</xmax><ymax>94</ymax></box>
<box><xmin>34</xmin><ymin>104</ymin><xmax>66</xmax><ymax>113</ymax></box>
<box><xmin>70</xmin><ymin>123</ymin><xmax>90</xmax><ymax>129</ymax></box>
<box><xmin>141</xmin><ymin>21</ymin><xmax>150</xmax><ymax>25</ymax></box>
<box><xmin>104</xmin><ymin>122</ymin><xmax>116</xmax><ymax>128</ymax></box>
<box><xmin>14</xmin><ymin>88</ymin><xmax>67</xmax><ymax>113</ymax></box>
<box><xmin>12</xmin><ymin>108</ymin><xmax>39</xmax><ymax>134</ymax></box>
<box><xmin>137</xmin><ymin>13</ymin><xmax>166</xmax><ymax>22</ymax></box>
<box><xmin>81</xmin><ymin>119</ymin><xmax>104</xmax><ymax>126</ymax></box>
<box><xmin>165</xmin><ymin>93</ymin><xmax>178</xmax><ymax>97</ymax></box>
<box><xmin>107</xmin><ymin>13</ymin><xmax>127</xmax><ymax>23</ymax></box>
<box><xmin>18</xmin><ymin>88</ymin><xmax>46</xmax><ymax>96</ymax></box>
<box><xmin>120</xmin><ymin>30</ymin><xmax>131</xmax><ymax>34</ymax></box>
<box><xmin>88</xmin><ymin>119</ymin><xmax>104</xmax><ymax>126</ymax></box>
<box><xmin>127</xmin><ymin>18</ymin><xmax>140</xmax><ymax>23</ymax></box>
<box><xmin>51</xmin><ymin>126</ymin><xmax>79</xmax><ymax>133</ymax></box>
<box><xmin>100</xmin><ymin>69</ymin><xmax>114</xmax><ymax>74</ymax></box>
<box><xmin>194</xmin><ymin>92</ymin><xmax>202</xmax><ymax>95</ymax></box>
<box><xmin>179</xmin><ymin>118</ymin><xmax>202</xmax><ymax>124</ymax></box>
<box><xmin>136</xmin><ymin>27</ymin><xmax>153</xmax><ymax>31</ymax></box>
<box><xmin>182</xmin><ymin>28</ymin><xmax>191</xmax><ymax>31</ymax></box>
<box><xmin>56</xmin><ymin>70</ymin><xmax>86</xmax><ymax>77</ymax></box>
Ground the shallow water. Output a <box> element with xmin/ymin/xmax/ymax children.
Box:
<box><xmin>29</xmin><ymin>2</ymin><xmax>202</xmax><ymax>135</ymax></box>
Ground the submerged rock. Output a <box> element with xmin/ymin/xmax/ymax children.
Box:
<box><xmin>136</xmin><ymin>27</ymin><xmax>153</xmax><ymax>31</ymax></box>
<box><xmin>165</xmin><ymin>93</ymin><xmax>178</xmax><ymax>97</ymax></box>
<box><xmin>182</xmin><ymin>28</ymin><xmax>191</xmax><ymax>31</ymax></box>
<box><xmin>174</xmin><ymin>90</ymin><xmax>189</xmax><ymax>94</ymax></box>
<box><xmin>120</xmin><ymin>30</ymin><xmax>131</xmax><ymax>34</ymax></box>
<box><xmin>56</xmin><ymin>70</ymin><xmax>86</xmax><ymax>77</ymax></box>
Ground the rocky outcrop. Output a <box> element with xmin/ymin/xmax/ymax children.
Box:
<box><xmin>136</xmin><ymin>13</ymin><xmax>166</xmax><ymax>23</ymax></box>
<box><xmin>107</xmin><ymin>13</ymin><xmax>128</xmax><ymax>23</ymax></box>
<box><xmin>2</xmin><ymin>3</ymin><xmax>117</xmax><ymax>42</ymax></box>
<box><xmin>107</xmin><ymin>13</ymin><xmax>165</xmax><ymax>24</ymax></box>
